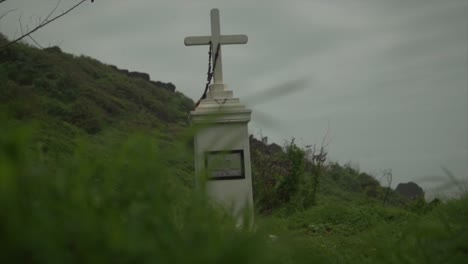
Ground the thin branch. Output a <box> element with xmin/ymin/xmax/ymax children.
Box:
<box><xmin>18</xmin><ymin>14</ymin><xmax>43</xmax><ymax>48</ymax></box>
<box><xmin>321</xmin><ymin>119</ymin><xmax>333</xmax><ymax>149</ymax></box>
<box><xmin>0</xmin><ymin>8</ymin><xmax>16</xmax><ymax>20</ymax></box>
<box><xmin>0</xmin><ymin>0</ymin><xmax>89</xmax><ymax>49</ymax></box>
<box><xmin>18</xmin><ymin>14</ymin><xmax>24</xmax><ymax>35</ymax></box>
<box><xmin>43</xmin><ymin>0</ymin><xmax>61</xmax><ymax>23</ymax></box>
<box><xmin>28</xmin><ymin>35</ymin><xmax>44</xmax><ymax>49</ymax></box>
<box><xmin>52</xmin><ymin>39</ymin><xmax>64</xmax><ymax>47</ymax></box>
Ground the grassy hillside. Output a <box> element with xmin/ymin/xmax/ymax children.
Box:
<box><xmin>0</xmin><ymin>33</ymin><xmax>193</xmax><ymax>157</ymax></box>
<box><xmin>1</xmin><ymin>35</ymin><xmax>467</xmax><ymax>263</ymax></box>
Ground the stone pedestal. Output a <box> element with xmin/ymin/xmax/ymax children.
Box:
<box><xmin>190</xmin><ymin>84</ymin><xmax>254</xmax><ymax>227</ymax></box>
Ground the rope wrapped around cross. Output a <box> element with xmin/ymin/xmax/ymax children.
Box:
<box><xmin>194</xmin><ymin>42</ymin><xmax>221</xmax><ymax>109</ymax></box>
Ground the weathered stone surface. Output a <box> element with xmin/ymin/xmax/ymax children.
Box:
<box><xmin>110</xmin><ymin>65</ymin><xmax>129</xmax><ymax>75</ymax></box>
<box><xmin>268</xmin><ymin>143</ymin><xmax>283</xmax><ymax>154</ymax></box>
<box><xmin>109</xmin><ymin>65</ymin><xmax>176</xmax><ymax>92</ymax></box>
<box><xmin>44</xmin><ymin>46</ymin><xmax>62</xmax><ymax>53</ymax></box>
<box><xmin>249</xmin><ymin>136</ymin><xmax>284</xmax><ymax>155</ymax></box>
<box><xmin>128</xmin><ymin>71</ymin><xmax>150</xmax><ymax>81</ymax></box>
<box><xmin>395</xmin><ymin>182</ymin><xmax>424</xmax><ymax>199</ymax></box>
<box><xmin>184</xmin><ymin>8</ymin><xmax>248</xmax><ymax>85</ymax></box>
<box><xmin>118</xmin><ymin>69</ymin><xmax>129</xmax><ymax>75</ymax></box>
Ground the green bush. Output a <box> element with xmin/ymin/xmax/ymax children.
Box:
<box><xmin>250</xmin><ymin>137</ymin><xmax>289</xmax><ymax>213</ymax></box>
<box><xmin>276</xmin><ymin>139</ymin><xmax>305</xmax><ymax>204</ymax></box>
<box><xmin>251</xmin><ymin>138</ymin><xmax>314</xmax><ymax>213</ymax></box>
<box><xmin>68</xmin><ymin>100</ymin><xmax>104</xmax><ymax>134</ymax></box>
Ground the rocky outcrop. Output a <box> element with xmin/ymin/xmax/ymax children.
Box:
<box><xmin>268</xmin><ymin>143</ymin><xmax>283</xmax><ymax>154</ymax></box>
<box><xmin>249</xmin><ymin>135</ymin><xmax>284</xmax><ymax>155</ymax></box>
<box><xmin>44</xmin><ymin>46</ymin><xmax>62</xmax><ymax>53</ymax></box>
<box><xmin>109</xmin><ymin>65</ymin><xmax>175</xmax><ymax>92</ymax></box>
<box><xmin>128</xmin><ymin>71</ymin><xmax>150</xmax><ymax>81</ymax></box>
<box><xmin>109</xmin><ymin>65</ymin><xmax>129</xmax><ymax>75</ymax></box>
<box><xmin>395</xmin><ymin>182</ymin><xmax>424</xmax><ymax>200</ymax></box>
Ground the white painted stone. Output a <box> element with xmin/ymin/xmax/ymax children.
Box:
<box><xmin>184</xmin><ymin>8</ymin><xmax>248</xmax><ymax>85</ymax></box>
<box><xmin>186</xmin><ymin>8</ymin><xmax>253</xmax><ymax>226</ymax></box>
<box><xmin>190</xmin><ymin>91</ymin><xmax>254</xmax><ymax>227</ymax></box>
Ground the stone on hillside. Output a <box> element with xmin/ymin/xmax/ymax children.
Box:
<box><xmin>395</xmin><ymin>182</ymin><xmax>424</xmax><ymax>199</ymax></box>
<box><xmin>268</xmin><ymin>143</ymin><xmax>283</xmax><ymax>154</ymax></box>
<box><xmin>108</xmin><ymin>65</ymin><xmax>175</xmax><ymax>92</ymax></box>
<box><xmin>44</xmin><ymin>46</ymin><xmax>62</xmax><ymax>53</ymax></box>
<box><xmin>120</xmin><ymin>69</ymin><xmax>129</xmax><ymax>75</ymax></box>
<box><xmin>249</xmin><ymin>136</ymin><xmax>284</xmax><ymax>155</ymax></box>
<box><xmin>128</xmin><ymin>71</ymin><xmax>150</xmax><ymax>81</ymax></box>
<box><xmin>109</xmin><ymin>65</ymin><xmax>129</xmax><ymax>75</ymax></box>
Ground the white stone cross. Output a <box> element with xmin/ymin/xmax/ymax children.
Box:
<box><xmin>184</xmin><ymin>8</ymin><xmax>248</xmax><ymax>85</ymax></box>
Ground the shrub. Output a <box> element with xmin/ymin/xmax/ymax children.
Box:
<box><xmin>68</xmin><ymin>100</ymin><xmax>103</xmax><ymax>134</ymax></box>
<box><xmin>276</xmin><ymin>139</ymin><xmax>305</xmax><ymax>204</ymax></box>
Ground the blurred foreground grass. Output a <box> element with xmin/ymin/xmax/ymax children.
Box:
<box><xmin>1</xmin><ymin>120</ymin><xmax>467</xmax><ymax>263</ymax></box>
<box><xmin>0</xmin><ymin>121</ymin><xmax>269</xmax><ymax>263</ymax></box>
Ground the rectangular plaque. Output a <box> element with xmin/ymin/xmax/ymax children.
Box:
<box><xmin>205</xmin><ymin>150</ymin><xmax>245</xmax><ymax>180</ymax></box>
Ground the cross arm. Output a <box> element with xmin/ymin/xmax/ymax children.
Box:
<box><xmin>219</xmin><ymin>34</ymin><xmax>248</xmax><ymax>45</ymax></box>
<box><xmin>184</xmin><ymin>36</ymin><xmax>212</xmax><ymax>46</ymax></box>
<box><xmin>184</xmin><ymin>34</ymin><xmax>248</xmax><ymax>46</ymax></box>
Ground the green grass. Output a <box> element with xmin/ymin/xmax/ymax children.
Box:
<box><xmin>2</xmin><ymin>120</ymin><xmax>467</xmax><ymax>263</ymax></box>
<box><xmin>1</xmin><ymin>34</ymin><xmax>467</xmax><ymax>263</ymax></box>
<box><xmin>0</xmin><ymin>121</ymin><xmax>267</xmax><ymax>263</ymax></box>
<box><xmin>257</xmin><ymin>196</ymin><xmax>468</xmax><ymax>263</ymax></box>
<box><xmin>0</xmin><ymin>33</ymin><xmax>193</xmax><ymax>157</ymax></box>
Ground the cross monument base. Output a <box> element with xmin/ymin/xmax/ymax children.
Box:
<box><xmin>190</xmin><ymin>84</ymin><xmax>254</xmax><ymax>227</ymax></box>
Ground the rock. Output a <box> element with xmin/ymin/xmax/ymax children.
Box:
<box><xmin>118</xmin><ymin>69</ymin><xmax>129</xmax><ymax>75</ymax></box>
<box><xmin>108</xmin><ymin>65</ymin><xmax>175</xmax><ymax>92</ymax></box>
<box><xmin>128</xmin><ymin>71</ymin><xmax>150</xmax><ymax>81</ymax></box>
<box><xmin>110</xmin><ymin>65</ymin><xmax>129</xmax><ymax>75</ymax></box>
<box><xmin>395</xmin><ymin>182</ymin><xmax>424</xmax><ymax>199</ymax></box>
<box><xmin>267</xmin><ymin>143</ymin><xmax>283</xmax><ymax>154</ymax></box>
<box><xmin>44</xmin><ymin>46</ymin><xmax>62</xmax><ymax>53</ymax></box>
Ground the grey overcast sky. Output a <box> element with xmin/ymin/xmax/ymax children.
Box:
<box><xmin>1</xmin><ymin>0</ymin><xmax>467</xmax><ymax>195</ymax></box>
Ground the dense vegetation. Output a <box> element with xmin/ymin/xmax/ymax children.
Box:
<box><xmin>1</xmin><ymin>35</ymin><xmax>467</xmax><ymax>263</ymax></box>
<box><xmin>0</xmin><ymin>33</ymin><xmax>193</xmax><ymax>157</ymax></box>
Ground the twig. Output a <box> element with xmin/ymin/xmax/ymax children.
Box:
<box><xmin>18</xmin><ymin>14</ymin><xmax>44</xmax><ymax>48</ymax></box>
<box><xmin>0</xmin><ymin>8</ymin><xmax>16</xmax><ymax>20</ymax></box>
<box><xmin>43</xmin><ymin>0</ymin><xmax>61</xmax><ymax>23</ymax></box>
<box><xmin>28</xmin><ymin>35</ymin><xmax>44</xmax><ymax>49</ymax></box>
<box><xmin>0</xmin><ymin>0</ymin><xmax>89</xmax><ymax>50</ymax></box>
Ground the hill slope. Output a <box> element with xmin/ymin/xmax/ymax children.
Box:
<box><xmin>0</xmin><ymin>33</ymin><xmax>416</xmax><ymax>209</ymax></box>
<box><xmin>0</xmin><ymin>33</ymin><xmax>194</xmax><ymax>155</ymax></box>
<box><xmin>2</xmin><ymin>34</ymin><xmax>467</xmax><ymax>263</ymax></box>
